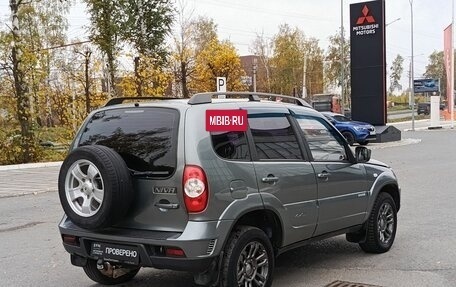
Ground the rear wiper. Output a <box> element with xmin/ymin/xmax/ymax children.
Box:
<box><xmin>129</xmin><ymin>170</ymin><xmax>170</xmax><ymax>177</ymax></box>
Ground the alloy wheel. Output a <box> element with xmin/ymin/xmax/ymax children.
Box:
<box><xmin>236</xmin><ymin>241</ymin><xmax>269</xmax><ymax>287</ymax></box>
<box><xmin>65</xmin><ymin>159</ymin><xmax>104</xmax><ymax>217</ymax></box>
<box><xmin>377</xmin><ymin>202</ymin><xmax>395</xmax><ymax>245</ymax></box>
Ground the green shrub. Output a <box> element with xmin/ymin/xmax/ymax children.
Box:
<box><xmin>0</xmin><ymin>126</ymin><xmax>73</xmax><ymax>165</ymax></box>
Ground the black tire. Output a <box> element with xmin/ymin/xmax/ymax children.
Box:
<box><xmin>359</xmin><ymin>192</ymin><xmax>397</xmax><ymax>253</ymax></box>
<box><xmin>220</xmin><ymin>226</ymin><xmax>274</xmax><ymax>287</ymax></box>
<box><xmin>58</xmin><ymin>145</ymin><xmax>133</xmax><ymax>230</ymax></box>
<box><xmin>342</xmin><ymin>131</ymin><xmax>355</xmax><ymax>146</ymax></box>
<box><xmin>358</xmin><ymin>141</ymin><xmax>369</xmax><ymax>146</ymax></box>
<box><xmin>83</xmin><ymin>259</ymin><xmax>140</xmax><ymax>285</ymax></box>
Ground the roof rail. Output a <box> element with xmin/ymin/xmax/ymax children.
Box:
<box><xmin>105</xmin><ymin>97</ymin><xmax>179</xmax><ymax>107</ymax></box>
<box><xmin>188</xmin><ymin>92</ymin><xmax>311</xmax><ymax>108</ymax></box>
<box><xmin>188</xmin><ymin>92</ymin><xmax>260</xmax><ymax>105</ymax></box>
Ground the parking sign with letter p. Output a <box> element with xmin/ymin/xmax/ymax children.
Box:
<box><xmin>216</xmin><ymin>77</ymin><xmax>226</xmax><ymax>99</ymax></box>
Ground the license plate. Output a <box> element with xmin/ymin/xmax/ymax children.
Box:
<box><xmin>369</xmin><ymin>131</ymin><xmax>376</xmax><ymax>136</ymax></box>
<box><xmin>91</xmin><ymin>242</ymin><xmax>139</xmax><ymax>265</ymax></box>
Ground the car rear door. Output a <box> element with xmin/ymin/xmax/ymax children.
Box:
<box><xmin>292</xmin><ymin>113</ymin><xmax>369</xmax><ymax>236</ymax></box>
<box><xmin>247</xmin><ymin>108</ymin><xmax>318</xmax><ymax>245</ymax></box>
<box><xmin>77</xmin><ymin>106</ymin><xmax>189</xmax><ymax>232</ymax></box>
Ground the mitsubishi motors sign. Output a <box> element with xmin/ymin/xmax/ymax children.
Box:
<box><xmin>350</xmin><ymin>0</ymin><xmax>386</xmax><ymax>126</ymax></box>
<box><xmin>353</xmin><ymin>5</ymin><xmax>380</xmax><ymax>36</ymax></box>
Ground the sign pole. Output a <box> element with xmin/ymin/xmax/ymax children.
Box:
<box><xmin>410</xmin><ymin>0</ymin><xmax>415</xmax><ymax>131</ymax></box>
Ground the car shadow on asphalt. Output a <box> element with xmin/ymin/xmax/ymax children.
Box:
<box><xmin>86</xmin><ymin>235</ymin><xmax>373</xmax><ymax>287</ymax></box>
<box><xmin>275</xmin><ymin>236</ymin><xmax>362</xmax><ymax>269</ymax></box>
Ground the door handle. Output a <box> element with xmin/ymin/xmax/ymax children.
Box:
<box><xmin>317</xmin><ymin>171</ymin><xmax>330</xmax><ymax>179</ymax></box>
<box><xmin>262</xmin><ymin>176</ymin><xmax>279</xmax><ymax>183</ymax></box>
<box><xmin>155</xmin><ymin>202</ymin><xmax>179</xmax><ymax>209</ymax></box>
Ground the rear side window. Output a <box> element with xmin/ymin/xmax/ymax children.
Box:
<box><xmin>78</xmin><ymin>108</ymin><xmax>179</xmax><ymax>176</ymax></box>
<box><xmin>211</xmin><ymin>131</ymin><xmax>250</xmax><ymax>160</ymax></box>
<box><xmin>248</xmin><ymin>114</ymin><xmax>303</xmax><ymax>160</ymax></box>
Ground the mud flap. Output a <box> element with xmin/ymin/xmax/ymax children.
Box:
<box><xmin>71</xmin><ymin>254</ymin><xmax>88</xmax><ymax>267</ymax></box>
<box><xmin>193</xmin><ymin>252</ymin><xmax>224</xmax><ymax>287</ymax></box>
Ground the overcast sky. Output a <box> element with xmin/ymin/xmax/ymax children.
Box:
<box><xmin>0</xmin><ymin>0</ymin><xmax>454</xmax><ymax>87</ymax></box>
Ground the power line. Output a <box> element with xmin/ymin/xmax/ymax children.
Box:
<box><xmin>34</xmin><ymin>40</ymin><xmax>91</xmax><ymax>52</ymax></box>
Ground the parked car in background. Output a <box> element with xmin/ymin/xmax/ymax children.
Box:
<box><xmin>417</xmin><ymin>102</ymin><xmax>445</xmax><ymax>115</ymax></box>
<box><xmin>417</xmin><ymin>103</ymin><xmax>430</xmax><ymax>115</ymax></box>
<box><xmin>322</xmin><ymin>112</ymin><xmax>376</xmax><ymax>145</ymax></box>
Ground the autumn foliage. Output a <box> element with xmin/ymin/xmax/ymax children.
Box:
<box><xmin>190</xmin><ymin>39</ymin><xmax>247</xmax><ymax>93</ymax></box>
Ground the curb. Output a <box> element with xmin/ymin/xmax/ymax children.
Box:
<box><xmin>386</xmin><ymin>119</ymin><xmax>429</xmax><ymax>125</ymax></box>
<box><xmin>368</xmin><ymin>138</ymin><xmax>422</xmax><ymax>150</ymax></box>
<box><xmin>0</xmin><ymin>189</ymin><xmax>57</xmax><ymax>199</ymax></box>
<box><xmin>0</xmin><ymin>161</ymin><xmax>62</xmax><ymax>171</ymax></box>
<box><xmin>404</xmin><ymin>124</ymin><xmax>455</xmax><ymax>132</ymax></box>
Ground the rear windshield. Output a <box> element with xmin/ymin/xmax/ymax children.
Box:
<box><xmin>78</xmin><ymin>107</ymin><xmax>179</xmax><ymax>176</ymax></box>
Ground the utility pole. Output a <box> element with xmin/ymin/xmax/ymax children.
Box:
<box><xmin>253</xmin><ymin>57</ymin><xmax>257</xmax><ymax>92</ymax></box>
<box><xmin>70</xmin><ymin>77</ymin><xmax>77</xmax><ymax>132</ymax></box>
<box><xmin>84</xmin><ymin>48</ymin><xmax>92</xmax><ymax>114</ymax></box>
<box><xmin>75</xmin><ymin>46</ymin><xmax>93</xmax><ymax>114</ymax></box>
<box><xmin>409</xmin><ymin>0</ymin><xmax>415</xmax><ymax>131</ymax></box>
<box><xmin>302</xmin><ymin>54</ymin><xmax>307</xmax><ymax>99</ymax></box>
<box><xmin>10</xmin><ymin>0</ymin><xmax>34</xmax><ymax>163</ymax></box>
<box><xmin>408</xmin><ymin>61</ymin><xmax>412</xmax><ymax>108</ymax></box>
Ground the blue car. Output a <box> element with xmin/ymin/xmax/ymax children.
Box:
<box><xmin>322</xmin><ymin>112</ymin><xmax>376</xmax><ymax>145</ymax></box>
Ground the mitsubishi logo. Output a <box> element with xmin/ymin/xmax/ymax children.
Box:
<box><xmin>356</xmin><ymin>5</ymin><xmax>375</xmax><ymax>25</ymax></box>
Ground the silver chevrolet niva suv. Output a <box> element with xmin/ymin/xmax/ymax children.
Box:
<box><xmin>58</xmin><ymin>92</ymin><xmax>400</xmax><ymax>287</ymax></box>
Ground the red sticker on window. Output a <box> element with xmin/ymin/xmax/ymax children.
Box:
<box><xmin>206</xmin><ymin>110</ymin><xmax>248</xmax><ymax>132</ymax></box>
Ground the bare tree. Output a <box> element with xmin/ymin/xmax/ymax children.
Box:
<box><xmin>250</xmin><ymin>32</ymin><xmax>272</xmax><ymax>92</ymax></box>
<box><xmin>173</xmin><ymin>0</ymin><xmax>194</xmax><ymax>98</ymax></box>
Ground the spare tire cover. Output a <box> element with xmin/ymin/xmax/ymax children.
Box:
<box><xmin>58</xmin><ymin>145</ymin><xmax>133</xmax><ymax>230</ymax></box>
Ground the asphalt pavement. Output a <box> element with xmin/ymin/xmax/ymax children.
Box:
<box><xmin>0</xmin><ymin>128</ymin><xmax>455</xmax><ymax>286</ymax></box>
<box><xmin>0</xmin><ymin>165</ymin><xmax>60</xmax><ymax>198</ymax></box>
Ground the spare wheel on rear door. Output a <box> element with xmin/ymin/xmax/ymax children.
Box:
<box><xmin>58</xmin><ymin>145</ymin><xmax>133</xmax><ymax>230</ymax></box>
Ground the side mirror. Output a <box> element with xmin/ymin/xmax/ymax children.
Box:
<box><xmin>355</xmin><ymin>146</ymin><xmax>371</xmax><ymax>163</ymax></box>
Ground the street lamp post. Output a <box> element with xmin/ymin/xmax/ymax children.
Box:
<box><xmin>253</xmin><ymin>57</ymin><xmax>257</xmax><ymax>93</ymax></box>
<box><xmin>409</xmin><ymin>0</ymin><xmax>415</xmax><ymax>131</ymax></box>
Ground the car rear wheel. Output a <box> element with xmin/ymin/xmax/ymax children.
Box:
<box><xmin>220</xmin><ymin>226</ymin><xmax>274</xmax><ymax>287</ymax></box>
<box><xmin>359</xmin><ymin>192</ymin><xmax>397</xmax><ymax>253</ymax></box>
<box><xmin>83</xmin><ymin>259</ymin><xmax>140</xmax><ymax>285</ymax></box>
<box><xmin>342</xmin><ymin>131</ymin><xmax>355</xmax><ymax>146</ymax></box>
<box><xmin>58</xmin><ymin>145</ymin><xmax>134</xmax><ymax>230</ymax></box>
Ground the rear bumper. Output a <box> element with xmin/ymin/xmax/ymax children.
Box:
<box><xmin>59</xmin><ymin>216</ymin><xmax>233</xmax><ymax>272</ymax></box>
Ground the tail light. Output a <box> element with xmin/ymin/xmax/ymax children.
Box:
<box><xmin>62</xmin><ymin>234</ymin><xmax>80</xmax><ymax>246</ymax></box>
<box><xmin>183</xmin><ymin>165</ymin><xmax>208</xmax><ymax>213</ymax></box>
